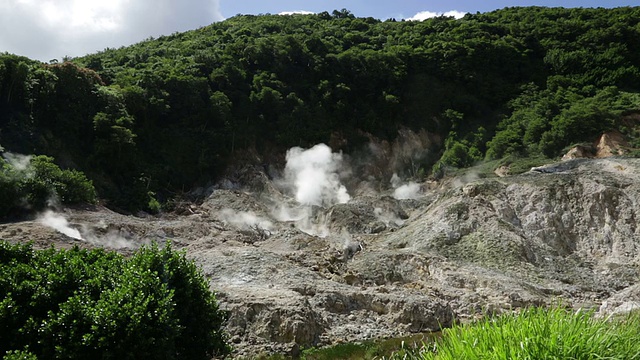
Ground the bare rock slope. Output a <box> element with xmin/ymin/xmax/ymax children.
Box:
<box><xmin>2</xmin><ymin>157</ymin><xmax>640</xmax><ymax>357</ymax></box>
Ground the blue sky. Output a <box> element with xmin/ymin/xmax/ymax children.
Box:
<box><xmin>0</xmin><ymin>0</ymin><xmax>637</xmax><ymax>62</ymax></box>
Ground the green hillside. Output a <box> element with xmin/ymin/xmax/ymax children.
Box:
<box><xmin>1</xmin><ymin>7</ymin><xmax>640</xmax><ymax>213</ymax></box>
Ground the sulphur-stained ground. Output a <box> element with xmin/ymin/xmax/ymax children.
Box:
<box><xmin>2</xmin><ymin>157</ymin><xmax>640</xmax><ymax>358</ymax></box>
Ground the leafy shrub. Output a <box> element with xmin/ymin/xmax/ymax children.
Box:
<box><xmin>434</xmin><ymin>131</ymin><xmax>483</xmax><ymax>177</ymax></box>
<box><xmin>24</xmin><ymin>156</ymin><xmax>97</xmax><ymax>205</ymax></box>
<box><xmin>490</xmin><ymin>85</ymin><xmax>640</xmax><ymax>160</ymax></box>
<box><xmin>3</xmin><ymin>350</ymin><xmax>38</xmax><ymax>360</ymax></box>
<box><xmin>0</xmin><ymin>166</ymin><xmax>21</xmax><ymax>218</ymax></box>
<box><xmin>0</xmin><ymin>241</ymin><xmax>230</xmax><ymax>359</ymax></box>
<box><xmin>438</xmin><ymin>141</ymin><xmax>481</xmax><ymax>169</ymax></box>
<box><xmin>0</xmin><ymin>155</ymin><xmax>96</xmax><ymax>218</ymax></box>
<box><xmin>485</xmin><ymin>123</ymin><xmax>525</xmax><ymax>160</ymax></box>
<box><xmin>147</xmin><ymin>191</ymin><xmax>161</xmax><ymax>214</ymax></box>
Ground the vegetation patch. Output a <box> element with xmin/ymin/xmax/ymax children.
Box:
<box><xmin>256</xmin><ymin>333</ymin><xmax>438</xmax><ymax>360</ymax></box>
<box><xmin>3</xmin><ymin>7</ymin><xmax>640</xmax><ymax>212</ymax></box>
<box><xmin>0</xmin><ymin>155</ymin><xmax>96</xmax><ymax>218</ymax></box>
<box><xmin>497</xmin><ymin>155</ymin><xmax>554</xmax><ymax>175</ymax></box>
<box><xmin>383</xmin><ymin>307</ymin><xmax>640</xmax><ymax>359</ymax></box>
<box><xmin>0</xmin><ymin>241</ymin><xmax>230</xmax><ymax>359</ymax></box>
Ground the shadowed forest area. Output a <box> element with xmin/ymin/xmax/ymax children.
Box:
<box><xmin>1</xmin><ymin>6</ymin><xmax>640</xmax><ymax>213</ymax></box>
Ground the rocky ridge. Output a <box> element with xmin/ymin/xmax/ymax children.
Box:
<box><xmin>1</xmin><ymin>157</ymin><xmax>640</xmax><ymax>357</ymax></box>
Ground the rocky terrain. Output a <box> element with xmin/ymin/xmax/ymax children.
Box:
<box><xmin>2</xmin><ymin>155</ymin><xmax>640</xmax><ymax>358</ymax></box>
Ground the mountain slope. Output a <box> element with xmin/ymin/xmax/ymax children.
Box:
<box><xmin>1</xmin><ymin>6</ymin><xmax>640</xmax><ymax>212</ymax></box>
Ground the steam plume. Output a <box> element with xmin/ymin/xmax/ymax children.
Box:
<box><xmin>390</xmin><ymin>173</ymin><xmax>421</xmax><ymax>200</ymax></box>
<box><xmin>219</xmin><ymin>209</ymin><xmax>273</xmax><ymax>232</ymax></box>
<box><xmin>3</xmin><ymin>152</ymin><xmax>32</xmax><ymax>172</ymax></box>
<box><xmin>38</xmin><ymin>210</ymin><xmax>83</xmax><ymax>240</ymax></box>
<box><xmin>271</xmin><ymin>204</ymin><xmax>330</xmax><ymax>237</ymax></box>
<box><xmin>393</xmin><ymin>183</ymin><xmax>421</xmax><ymax>200</ymax></box>
<box><xmin>38</xmin><ymin>210</ymin><xmax>141</xmax><ymax>248</ymax></box>
<box><xmin>284</xmin><ymin>144</ymin><xmax>350</xmax><ymax>207</ymax></box>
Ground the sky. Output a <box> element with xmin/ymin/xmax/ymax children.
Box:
<box><xmin>0</xmin><ymin>0</ymin><xmax>637</xmax><ymax>62</ymax></box>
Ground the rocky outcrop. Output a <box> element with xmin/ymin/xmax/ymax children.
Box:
<box><xmin>595</xmin><ymin>130</ymin><xmax>629</xmax><ymax>158</ymax></box>
<box><xmin>561</xmin><ymin>130</ymin><xmax>630</xmax><ymax>161</ymax></box>
<box><xmin>598</xmin><ymin>284</ymin><xmax>640</xmax><ymax>318</ymax></box>
<box><xmin>562</xmin><ymin>145</ymin><xmax>593</xmax><ymax>161</ymax></box>
<box><xmin>2</xmin><ymin>158</ymin><xmax>640</xmax><ymax>357</ymax></box>
<box><xmin>187</xmin><ymin>158</ymin><xmax>640</xmax><ymax>356</ymax></box>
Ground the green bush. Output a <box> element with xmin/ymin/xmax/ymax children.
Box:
<box><xmin>24</xmin><ymin>156</ymin><xmax>97</xmax><ymax>205</ymax></box>
<box><xmin>3</xmin><ymin>350</ymin><xmax>38</xmax><ymax>360</ymax></box>
<box><xmin>0</xmin><ymin>167</ymin><xmax>21</xmax><ymax>218</ymax></box>
<box><xmin>0</xmin><ymin>241</ymin><xmax>230</xmax><ymax>360</ymax></box>
<box><xmin>0</xmin><ymin>155</ymin><xmax>96</xmax><ymax>218</ymax></box>
<box><xmin>147</xmin><ymin>191</ymin><xmax>161</xmax><ymax>214</ymax></box>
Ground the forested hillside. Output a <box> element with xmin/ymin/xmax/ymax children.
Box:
<box><xmin>1</xmin><ymin>7</ymin><xmax>640</xmax><ymax>213</ymax></box>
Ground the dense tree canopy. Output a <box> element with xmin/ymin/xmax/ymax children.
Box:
<box><xmin>1</xmin><ymin>6</ymin><xmax>639</xmax><ymax>212</ymax></box>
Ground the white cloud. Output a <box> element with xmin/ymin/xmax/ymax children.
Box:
<box><xmin>406</xmin><ymin>10</ymin><xmax>466</xmax><ymax>21</ymax></box>
<box><xmin>0</xmin><ymin>0</ymin><xmax>224</xmax><ymax>61</ymax></box>
<box><xmin>278</xmin><ymin>10</ymin><xmax>314</xmax><ymax>15</ymax></box>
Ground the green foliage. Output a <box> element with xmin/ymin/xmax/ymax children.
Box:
<box><xmin>489</xmin><ymin>84</ymin><xmax>640</xmax><ymax>159</ymax></box>
<box><xmin>0</xmin><ymin>155</ymin><xmax>96</xmax><ymax>218</ymax></box>
<box><xmin>0</xmin><ymin>241</ymin><xmax>230</xmax><ymax>360</ymax></box>
<box><xmin>3</xmin><ymin>350</ymin><xmax>38</xmax><ymax>360</ymax></box>
<box><xmin>435</xmin><ymin>127</ymin><xmax>485</xmax><ymax>176</ymax></box>
<box><xmin>382</xmin><ymin>307</ymin><xmax>640</xmax><ymax>359</ymax></box>
<box><xmin>539</xmin><ymin>87</ymin><xmax>638</xmax><ymax>157</ymax></box>
<box><xmin>498</xmin><ymin>155</ymin><xmax>554</xmax><ymax>175</ymax></box>
<box><xmin>2</xmin><ymin>7</ymin><xmax>640</xmax><ymax>211</ymax></box>
<box><xmin>254</xmin><ymin>333</ymin><xmax>434</xmax><ymax>360</ymax></box>
<box><xmin>438</xmin><ymin>141</ymin><xmax>479</xmax><ymax>169</ymax></box>
<box><xmin>0</xmin><ymin>165</ymin><xmax>21</xmax><ymax>218</ymax></box>
<box><xmin>26</xmin><ymin>156</ymin><xmax>97</xmax><ymax>205</ymax></box>
<box><xmin>147</xmin><ymin>191</ymin><xmax>161</xmax><ymax>214</ymax></box>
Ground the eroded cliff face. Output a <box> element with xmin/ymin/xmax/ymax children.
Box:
<box><xmin>388</xmin><ymin>159</ymin><xmax>639</xmax><ymax>282</ymax></box>
<box><xmin>168</xmin><ymin>158</ymin><xmax>640</xmax><ymax>357</ymax></box>
<box><xmin>1</xmin><ymin>158</ymin><xmax>639</xmax><ymax>357</ymax></box>
<box><xmin>381</xmin><ymin>159</ymin><xmax>640</xmax><ymax>320</ymax></box>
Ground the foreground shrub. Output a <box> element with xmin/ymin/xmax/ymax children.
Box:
<box><xmin>386</xmin><ymin>307</ymin><xmax>640</xmax><ymax>359</ymax></box>
<box><xmin>0</xmin><ymin>241</ymin><xmax>230</xmax><ymax>359</ymax></box>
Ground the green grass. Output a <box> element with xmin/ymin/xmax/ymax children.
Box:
<box><xmin>383</xmin><ymin>307</ymin><xmax>640</xmax><ymax>360</ymax></box>
<box><xmin>497</xmin><ymin>155</ymin><xmax>554</xmax><ymax>175</ymax></box>
<box><xmin>254</xmin><ymin>333</ymin><xmax>438</xmax><ymax>360</ymax></box>
<box><xmin>443</xmin><ymin>155</ymin><xmax>554</xmax><ymax>181</ymax></box>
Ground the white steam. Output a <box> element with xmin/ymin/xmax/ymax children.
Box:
<box><xmin>284</xmin><ymin>144</ymin><xmax>350</xmax><ymax>207</ymax></box>
<box><xmin>219</xmin><ymin>209</ymin><xmax>273</xmax><ymax>232</ymax></box>
<box><xmin>38</xmin><ymin>210</ymin><xmax>83</xmax><ymax>240</ymax></box>
<box><xmin>271</xmin><ymin>204</ymin><xmax>330</xmax><ymax>238</ymax></box>
<box><xmin>3</xmin><ymin>152</ymin><xmax>33</xmax><ymax>173</ymax></box>
<box><xmin>80</xmin><ymin>220</ymin><xmax>142</xmax><ymax>249</ymax></box>
<box><xmin>390</xmin><ymin>173</ymin><xmax>422</xmax><ymax>200</ymax></box>
<box><xmin>38</xmin><ymin>210</ymin><xmax>141</xmax><ymax>248</ymax></box>
<box><xmin>452</xmin><ymin>171</ymin><xmax>480</xmax><ymax>188</ymax></box>
<box><xmin>272</xmin><ymin>144</ymin><xmax>351</xmax><ymax>238</ymax></box>
<box><xmin>374</xmin><ymin>207</ymin><xmax>405</xmax><ymax>227</ymax></box>
<box><xmin>394</xmin><ymin>183</ymin><xmax>421</xmax><ymax>200</ymax></box>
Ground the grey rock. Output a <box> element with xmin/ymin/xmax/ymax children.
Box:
<box><xmin>4</xmin><ymin>158</ymin><xmax>640</xmax><ymax>357</ymax></box>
